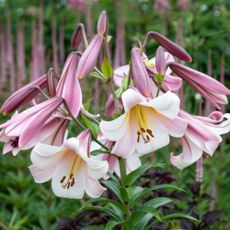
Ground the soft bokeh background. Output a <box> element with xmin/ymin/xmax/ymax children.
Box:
<box><xmin>0</xmin><ymin>0</ymin><xmax>229</xmax><ymax>229</ymax></box>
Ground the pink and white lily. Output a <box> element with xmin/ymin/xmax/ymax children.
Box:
<box><xmin>100</xmin><ymin>88</ymin><xmax>188</xmax><ymax>157</ymax></box>
<box><xmin>171</xmin><ymin>111</ymin><xmax>230</xmax><ymax>169</ymax></box>
<box><xmin>29</xmin><ymin>130</ymin><xmax>109</xmax><ymax>199</ymax></box>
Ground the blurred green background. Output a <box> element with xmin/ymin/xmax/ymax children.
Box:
<box><xmin>0</xmin><ymin>0</ymin><xmax>229</xmax><ymax>229</ymax></box>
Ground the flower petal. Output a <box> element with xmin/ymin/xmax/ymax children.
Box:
<box><xmin>85</xmin><ymin>178</ymin><xmax>106</xmax><ymax>198</ymax></box>
<box><xmin>29</xmin><ymin>165</ymin><xmax>54</xmax><ymax>183</ymax></box>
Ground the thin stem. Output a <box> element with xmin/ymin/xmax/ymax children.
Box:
<box><xmin>119</xmin><ymin>157</ymin><xmax>127</xmax><ymax>186</ymax></box>
<box><xmin>108</xmin><ymin>79</ymin><xmax>119</xmax><ymax>113</ymax></box>
<box><xmin>62</xmin><ymin>99</ymin><xmax>111</xmax><ymax>152</ymax></box>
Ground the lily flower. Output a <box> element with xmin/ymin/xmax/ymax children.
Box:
<box><xmin>100</xmin><ymin>88</ymin><xmax>187</xmax><ymax>157</ymax></box>
<box><xmin>171</xmin><ymin>111</ymin><xmax>230</xmax><ymax>169</ymax></box>
<box><xmin>1</xmin><ymin>74</ymin><xmax>48</xmax><ymax>115</ymax></box>
<box><xmin>0</xmin><ymin>97</ymin><xmax>63</xmax><ymax>153</ymax></box>
<box><xmin>169</xmin><ymin>62</ymin><xmax>230</xmax><ymax>109</ymax></box>
<box><xmin>56</xmin><ymin>52</ymin><xmax>82</xmax><ymax>116</ymax></box>
<box><xmin>29</xmin><ymin>130</ymin><xmax>109</xmax><ymax>199</ymax></box>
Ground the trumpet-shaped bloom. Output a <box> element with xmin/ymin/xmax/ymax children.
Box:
<box><xmin>169</xmin><ymin>62</ymin><xmax>230</xmax><ymax>109</ymax></box>
<box><xmin>29</xmin><ymin>130</ymin><xmax>108</xmax><ymax>199</ymax></box>
<box><xmin>171</xmin><ymin>111</ymin><xmax>230</xmax><ymax>169</ymax></box>
<box><xmin>0</xmin><ymin>97</ymin><xmax>63</xmax><ymax>153</ymax></box>
<box><xmin>100</xmin><ymin>89</ymin><xmax>187</xmax><ymax>157</ymax></box>
<box><xmin>56</xmin><ymin>52</ymin><xmax>82</xmax><ymax>116</ymax></box>
<box><xmin>1</xmin><ymin>74</ymin><xmax>48</xmax><ymax>115</ymax></box>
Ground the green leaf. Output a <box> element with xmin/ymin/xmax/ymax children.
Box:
<box><xmin>81</xmin><ymin>114</ymin><xmax>99</xmax><ymax>138</ymax></box>
<box><xmin>162</xmin><ymin>213</ymin><xmax>199</xmax><ymax>222</ymax></box>
<box><xmin>81</xmin><ymin>206</ymin><xmax>122</xmax><ymax>222</ymax></box>
<box><xmin>140</xmin><ymin>197</ymin><xmax>172</xmax><ymax>210</ymax></box>
<box><xmin>101</xmin><ymin>57</ymin><xmax>113</xmax><ymax>79</ymax></box>
<box><xmin>124</xmin><ymin>163</ymin><xmax>165</xmax><ymax>186</ymax></box>
<box><xmin>90</xmin><ymin>71</ymin><xmax>104</xmax><ymax>80</ymax></box>
<box><xmin>101</xmin><ymin>180</ymin><xmax>124</xmax><ymax>203</ymax></box>
<box><xmin>105</xmin><ymin>221</ymin><xmax>121</xmax><ymax>230</ymax></box>
<box><xmin>130</xmin><ymin>184</ymin><xmax>186</xmax><ymax>208</ymax></box>
<box><xmin>115</xmin><ymin>87</ymin><xmax>123</xmax><ymax>98</ymax></box>
<box><xmin>121</xmin><ymin>74</ymin><xmax>129</xmax><ymax>90</ymax></box>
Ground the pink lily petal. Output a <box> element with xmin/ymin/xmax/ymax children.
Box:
<box><xmin>163</xmin><ymin>74</ymin><xmax>182</xmax><ymax>91</ymax></box>
<box><xmin>97</xmin><ymin>11</ymin><xmax>107</xmax><ymax>35</ymax></box>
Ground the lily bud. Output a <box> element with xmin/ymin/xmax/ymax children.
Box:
<box><xmin>147</xmin><ymin>31</ymin><xmax>192</xmax><ymax>62</ymax></box>
<box><xmin>1</xmin><ymin>74</ymin><xmax>48</xmax><ymax>115</ymax></box>
<box><xmin>169</xmin><ymin>62</ymin><xmax>230</xmax><ymax>109</ymax></box>
<box><xmin>76</xmin><ymin>35</ymin><xmax>103</xmax><ymax>79</ymax></box>
<box><xmin>97</xmin><ymin>11</ymin><xmax>107</xmax><ymax>36</ymax></box>
<box><xmin>71</xmin><ymin>24</ymin><xmax>83</xmax><ymax>49</ymax></box>
<box><xmin>131</xmin><ymin>47</ymin><xmax>152</xmax><ymax>98</ymax></box>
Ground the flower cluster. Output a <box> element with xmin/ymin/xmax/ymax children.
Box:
<box><xmin>0</xmin><ymin>11</ymin><xmax>230</xmax><ymax>199</ymax></box>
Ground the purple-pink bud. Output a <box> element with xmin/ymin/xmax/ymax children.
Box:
<box><xmin>97</xmin><ymin>11</ymin><xmax>107</xmax><ymax>35</ymax></box>
<box><xmin>1</xmin><ymin>74</ymin><xmax>48</xmax><ymax>115</ymax></box>
<box><xmin>148</xmin><ymin>31</ymin><xmax>192</xmax><ymax>63</ymax></box>
<box><xmin>71</xmin><ymin>24</ymin><xmax>83</xmax><ymax>49</ymax></box>
<box><xmin>156</xmin><ymin>46</ymin><xmax>166</xmax><ymax>74</ymax></box>
<box><xmin>131</xmin><ymin>47</ymin><xmax>152</xmax><ymax>98</ymax></box>
<box><xmin>169</xmin><ymin>62</ymin><xmax>230</xmax><ymax>108</ymax></box>
<box><xmin>76</xmin><ymin>35</ymin><xmax>103</xmax><ymax>79</ymax></box>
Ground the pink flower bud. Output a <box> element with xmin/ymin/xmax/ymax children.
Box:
<box><xmin>169</xmin><ymin>62</ymin><xmax>230</xmax><ymax>109</ymax></box>
<box><xmin>1</xmin><ymin>74</ymin><xmax>48</xmax><ymax>115</ymax></box>
<box><xmin>71</xmin><ymin>24</ymin><xmax>83</xmax><ymax>49</ymax></box>
<box><xmin>131</xmin><ymin>47</ymin><xmax>152</xmax><ymax>98</ymax></box>
<box><xmin>147</xmin><ymin>31</ymin><xmax>192</xmax><ymax>62</ymax></box>
<box><xmin>76</xmin><ymin>35</ymin><xmax>103</xmax><ymax>79</ymax></box>
<box><xmin>97</xmin><ymin>11</ymin><xmax>107</xmax><ymax>35</ymax></box>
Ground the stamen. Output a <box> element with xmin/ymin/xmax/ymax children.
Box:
<box><xmin>146</xmin><ymin>129</ymin><xmax>154</xmax><ymax>137</ymax></box>
<box><xmin>60</xmin><ymin>176</ymin><xmax>66</xmax><ymax>183</ymax></box>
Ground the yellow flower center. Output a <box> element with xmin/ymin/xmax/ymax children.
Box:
<box><xmin>130</xmin><ymin>105</ymin><xmax>154</xmax><ymax>144</ymax></box>
<box><xmin>60</xmin><ymin>151</ymin><xmax>82</xmax><ymax>189</ymax></box>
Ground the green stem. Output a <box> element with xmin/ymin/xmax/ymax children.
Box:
<box><xmin>118</xmin><ymin>157</ymin><xmax>127</xmax><ymax>186</ymax></box>
<box><xmin>62</xmin><ymin>99</ymin><xmax>111</xmax><ymax>152</ymax></box>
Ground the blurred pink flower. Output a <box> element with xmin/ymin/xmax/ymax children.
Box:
<box><xmin>154</xmin><ymin>0</ymin><xmax>171</xmax><ymax>15</ymax></box>
<box><xmin>29</xmin><ymin>130</ymin><xmax>108</xmax><ymax>199</ymax></box>
<box><xmin>68</xmin><ymin>0</ymin><xmax>84</xmax><ymax>11</ymax></box>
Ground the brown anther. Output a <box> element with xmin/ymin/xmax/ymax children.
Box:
<box><xmin>140</xmin><ymin>127</ymin><xmax>145</xmax><ymax>133</ymax></box>
<box><xmin>60</xmin><ymin>176</ymin><xmax>66</xmax><ymax>183</ymax></box>
<box><xmin>70</xmin><ymin>173</ymin><xmax>74</xmax><ymax>179</ymax></box>
<box><xmin>146</xmin><ymin>135</ymin><xmax>150</xmax><ymax>142</ymax></box>
<box><xmin>137</xmin><ymin>131</ymin><xmax>141</xmax><ymax>136</ymax></box>
<box><xmin>137</xmin><ymin>135</ymin><xmax>140</xmax><ymax>143</ymax></box>
<box><xmin>146</xmin><ymin>129</ymin><xmax>154</xmax><ymax>137</ymax></box>
<box><xmin>67</xmin><ymin>182</ymin><xmax>71</xmax><ymax>189</ymax></box>
<box><xmin>71</xmin><ymin>178</ymin><xmax>75</xmax><ymax>187</ymax></box>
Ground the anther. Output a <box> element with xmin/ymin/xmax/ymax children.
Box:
<box><xmin>60</xmin><ymin>176</ymin><xmax>66</xmax><ymax>183</ymax></box>
<box><xmin>146</xmin><ymin>129</ymin><xmax>154</xmax><ymax>137</ymax></box>
<box><xmin>140</xmin><ymin>127</ymin><xmax>145</xmax><ymax>133</ymax></box>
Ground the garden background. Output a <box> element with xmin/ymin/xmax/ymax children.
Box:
<box><xmin>0</xmin><ymin>0</ymin><xmax>229</xmax><ymax>229</ymax></box>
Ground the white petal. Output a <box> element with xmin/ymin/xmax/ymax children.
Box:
<box><xmin>122</xmin><ymin>88</ymin><xmax>146</xmax><ymax>112</ymax></box>
<box><xmin>170</xmin><ymin>136</ymin><xmax>203</xmax><ymax>170</ymax></box>
<box><xmin>113</xmin><ymin>64</ymin><xmax>129</xmax><ymax>87</ymax></box>
<box><xmin>29</xmin><ymin>165</ymin><xmax>53</xmax><ymax>183</ymax></box>
<box><xmin>86</xmin><ymin>157</ymin><xmax>108</xmax><ymax>179</ymax></box>
<box><xmin>85</xmin><ymin>178</ymin><xmax>106</xmax><ymax>198</ymax></box>
<box><xmin>126</xmin><ymin>153</ymin><xmax>142</xmax><ymax>174</ymax></box>
<box><xmin>100</xmin><ymin>113</ymin><xmax>128</xmax><ymax>141</ymax></box>
<box><xmin>144</xmin><ymin>91</ymin><xmax>180</xmax><ymax>118</ymax></box>
<box><xmin>30</xmin><ymin>143</ymin><xmax>64</xmax><ymax>169</ymax></box>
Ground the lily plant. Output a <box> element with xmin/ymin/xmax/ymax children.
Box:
<box><xmin>0</xmin><ymin>11</ymin><xmax>230</xmax><ymax>229</ymax></box>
